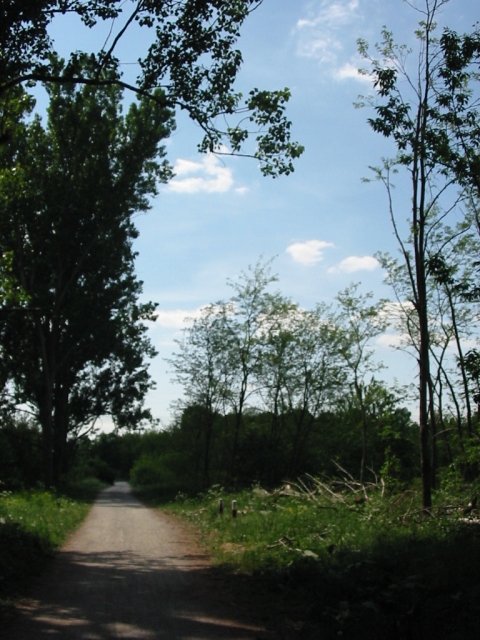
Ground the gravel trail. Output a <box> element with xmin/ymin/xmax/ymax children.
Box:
<box><xmin>4</xmin><ymin>482</ymin><xmax>269</xmax><ymax>639</ymax></box>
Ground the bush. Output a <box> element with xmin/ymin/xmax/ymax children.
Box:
<box><xmin>0</xmin><ymin>418</ymin><xmax>42</xmax><ymax>489</ymax></box>
<box><xmin>130</xmin><ymin>452</ymin><xmax>195</xmax><ymax>495</ymax></box>
<box><xmin>0</xmin><ymin>522</ymin><xmax>52</xmax><ymax>589</ymax></box>
<box><xmin>61</xmin><ymin>477</ymin><xmax>106</xmax><ymax>501</ymax></box>
<box><xmin>0</xmin><ymin>489</ymin><xmax>93</xmax><ymax>597</ymax></box>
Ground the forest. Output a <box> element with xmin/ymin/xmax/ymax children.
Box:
<box><xmin>1</xmin><ymin>0</ymin><xmax>480</xmax><ymax>636</ymax></box>
<box><xmin>3</xmin><ymin>4</ymin><xmax>480</xmax><ymax>501</ymax></box>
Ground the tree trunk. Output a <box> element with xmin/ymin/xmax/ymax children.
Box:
<box><xmin>202</xmin><ymin>409</ymin><xmax>215</xmax><ymax>488</ymax></box>
<box><xmin>413</xmin><ymin>57</ymin><xmax>433</xmax><ymax>511</ymax></box>
<box><xmin>446</xmin><ymin>286</ymin><xmax>473</xmax><ymax>436</ymax></box>
<box><xmin>37</xmin><ymin>319</ymin><xmax>56</xmax><ymax>488</ymax></box>
<box><xmin>53</xmin><ymin>382</ymin><xmax>70</xmax><ymax>486</ymax></box>
<box><xmin>39</xmin><ymin>397</ymin><xmax>54</xmax><ymax>488</ymax></box>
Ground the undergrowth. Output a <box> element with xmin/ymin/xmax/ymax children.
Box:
<box><xmin>0</xmin><ymin>478</ymin><xmax>104</xmax><ymax>598</ymax></box>
<box><xmin>149</xmin><ymin>476</ymin><xmax>480</xmax><ymax>639</ymax></box>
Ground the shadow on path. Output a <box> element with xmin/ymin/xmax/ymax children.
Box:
<box><xmin>2</xmin><ymin>483</ymin><xmax>270</xmax><ymax>640</ymax></box>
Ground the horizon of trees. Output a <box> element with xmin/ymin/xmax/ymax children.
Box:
<box><xmin>0</xmin><ymin>0</ymin><xmax>480</xmax><ymax>501</ymax></box>
<box><xmin>0</xmin><ymin>0</ymin><xmax>303</xmax><ymax>488</ymax></box>
<box><xmin>156</xmin><ymin>252</ymin><xmax>479</xmax><ymax>493</ymax></box>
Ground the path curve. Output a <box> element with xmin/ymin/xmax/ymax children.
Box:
<box><xmin>4</xmin><ymin>482</ymin><xmax>269</xmax><ymax>639</ymax></box>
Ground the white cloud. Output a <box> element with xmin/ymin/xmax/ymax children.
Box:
<box><xmin>297</xmin><ymin>0</ymin><xmax>359</xmax><ymax>30</ymax></box>
<box><xmin>172</xmin><ymin>158</ymin><xmax>204</xmax><ymax>177</ymax></box>
<box><xmin>296</xmin><ymin>1</ymin><xmax>365</xmax><ymax>80</ymax></box>
<box><xmin>286</xmin><ymin>240</ymin><xmax>334</xmax><ymax>265</ymax></box>
<box><xmin>328</xmin><ymin>255</ymin><xmax>379</xmax><ymax>273</ymax></box>
<box><xmin>334</xmin><ymin>62</ymin><xmax>372</xmax><ymax>83</ymax></box>
<box><xmin>168</xmin><ymin>153</ymin><xmax>234</xmax><ymax>194</ymax></box>
<box><xmin>376</xmin><ymin>326</ymin><xmax>479</xmax><ymax>354</ymax></box>
<box><xmin>375</xmin><ymin>301</ymin><xmax>415</xmax><ymax>330</ymax></box>
<box><xmin>154</xmin><ymin>307</ymin><xmax>205</xmax><ymax>329</ymax></box>
<box><xmin>298</xmin><ymin>34</ymin><xmax>341</xmax><ymax>63</ymax></box>
<box><xmin>376</xmin><ymin>333</ymin><xmax>406</xmax><ymax>349</ymax></box>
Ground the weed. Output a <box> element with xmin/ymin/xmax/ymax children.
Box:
<box><xmin>0</xmin><ymin>479</ymin><xmax>102</xmax><ymax>599</ymax></box>
<box><xmin>157</xmin><ymin>478</ymin><xmax>480</xmax><ymax>639</ymax></box>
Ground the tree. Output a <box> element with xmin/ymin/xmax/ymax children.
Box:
<box><xmin>0</xmin><ymin>66</ymin><xmax>172</xmax><ymax>486</ymax></box>
<box><xmin>377</xmin><ymin>209</ymin><xmax>480</xmax><ymax>480</ymax></box>
<box><xmin>434</xmin><ymin>29</ymin><xmax>480</xmax><ymax>199</ymax></box>
<box><xmin>219</xmin><ymin>260</ymin><xmax>288</xmax><ymax>483</ymax></box>
<box><xmin>254</xmin><ymin>295</ymin><xmax>298</xmax><ymax>480</ymax></box>
<box><xmin>333</xmin><ymin>380</ymin><xmax>417</xmax><ymax>486</ymax></box>
<box><xmin>358</xmin><ymin>0</ymin><xmax>480</xmax><ymax>509</ymax></box>
<box><xmin>1</xmin><ymin>1</ymin><xmax>303</xmax><ymax>177</ymax></box>
<box><xmin>426</xmin><ymin>214</ymin><xmax>480</xmax><ymax>437</ymax></box>
<box><xmin>281</xmin><ymin>305</ymin><xmax>343</xmax><ymax>477</ymax></box>
<box><xmin>168</xmin><ymin>259</ymin><xmax>296</xmax><ymax>486</ymax></box>
<box><xmin>167</xmin><ymin>304</ymin><xmax>229</xmax><ymax>487</ymax></box>
<box><xmin>334</xmin><ymin>283</ymin><xmax>388</xmax><ymax>483</ymax></box>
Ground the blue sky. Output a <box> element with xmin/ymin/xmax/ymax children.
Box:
<box><xmin>48</xmin><ymin>0</ymin><xmax>480</xmax><ymax>427</ymax></box>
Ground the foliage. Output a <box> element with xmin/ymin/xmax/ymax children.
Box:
<box><xmin>0</xmin><ymin>485</ymin><xmax>98</xmax><ymax>596</ymax></box>
<box><xmin>161</xmin><ymin>480</ymin><xmax>480</xmax><ymax>639</ymax></box>
<box><xmin>377</xmin><ymin>212</ymin><xmax>480</xmax><ymax>440</ymax></box>
<box><xmin>334</xmin><ymin>283</ymin><xmax>389</xmax><ymax>482</ymax></box>
<box><xmin>128</xmin><ymin>393</ymin><xmax>416</xmax><ymax>496</ymax></box>
<box><xmin>0</xmin><ymin>66</ymin><xmax>172</xmax><ymax>486</ymax></box>
<box><xmin>74</xmin><ymin>431</ymin><xmax>145</xmax><ymax>482</ymax></box>
<box><xmin>163</xmin><ymin>261</ymin><xmax>411</xmax><ymax>492</ymax></box>
<box><xmin>0</xmin><ymin>416</ymin><xmax>42</xmax><ymax>489</ymax></box>
<box><xmin>60</xmin><ymin>477</ymin><xmax>107</xmax><ymax>501</ymax></box>
<box><xmin>1</xmin><ymin>0</ymin><xmax>303</xmax><ymax>177</ymax></box>
<box><xmin>358</xmin><ymin>0</ymin><xmax>480</xmax><ymax>508</ymax></box>
<box><xmin>130</xmin><ymin>452</ymin><xmax>189</xmax><ymax>497</ymax></box>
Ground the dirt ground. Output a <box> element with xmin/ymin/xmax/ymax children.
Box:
<box><xmin>1</xmin><ymin>482</ymin><xmax>273</xmax><ymax>639</ymax></box>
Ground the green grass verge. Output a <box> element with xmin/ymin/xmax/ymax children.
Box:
<box><xmin>144</xmin><ymin>481</ymin><xmax>480</xmax><ymax>639</ymax></box>
<box><xmin>0</xmin><ymin>478</ymin><xmax>105</xmax><ymax>599</ymax></box>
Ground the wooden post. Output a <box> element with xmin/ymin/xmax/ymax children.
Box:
<box><xmin>232</xmin><ymin>499</ymin><xmax>237</xmax><ymax>518</ymax></box>
<box><xmin>218</xmin><ymin>498</ymin><xmax>224</xmax><ymax>515</ymax></box>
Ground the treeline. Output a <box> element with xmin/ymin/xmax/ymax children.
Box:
<box><xmin>0</xmin><ymin>403</ymin><xmax>418</xmax><ymax>495</ymax></box>
<box><xmin>100</xmin><ymin>249</ymin><xmax>480</xmax><ymax>496</ymax></box>
<box><xmin>3</xmin><ymin>252</ymin><xmax>479</xmax><ymax>496</ymax></box>
<box><xmin>0</xmin><ymin>0</ymin><xmax>301</xmax><ymax>491</ymax></box>
<box><xmin>130</xmin><ymin>403</ymin><xmax>419</xmax><ymax>494</ymax></box>
<box><xmin>1</xmin><ymin>0</ymin><xmax>480</xmax><ymax>505</ymax></box>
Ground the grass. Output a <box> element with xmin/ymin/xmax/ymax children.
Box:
<box><xmin>142</xmin><ymin>478</ymin><xmax>480</xmax><ymax>639</ymax></box>
<box><xmin>0</xmin><ymin>478</ymin><xmax>104</xmax><ymax>599</ymax></box>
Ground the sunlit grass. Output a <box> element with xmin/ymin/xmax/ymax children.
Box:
<box><xmin>153</xmin><ymin>480</ymin><xmax>480</xmax><ymax>639</ymax></box>
<box><xmin>0</xmin><ymin>479</ymin><xmax>103</xmax><ymax>597</ymax></box>
<box><xmin>166</xmin><ymin>483</ymin><xmax>439</xmax><ymax>568</ymax></box>
<box><xmin>0</xmin><ymin>490</ymin><xmax>89</xmax><ymax>547</ymax></box>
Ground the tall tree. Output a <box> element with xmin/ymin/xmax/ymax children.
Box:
<box><xmin>377</xmin><ymin>210</ymin><xmax>480</xmax><ymax>469</ymax></box>
<box><xmin>255</xmin><ymin>295</ymin><xmax>297</xmax><ymax>478</ymax></box>
<box><xmin>426</xmin><ymin>214</ymin><xmax>480</xmax><ymax>437</ymax></box>
<box><xmin>279</xmin><ymin>305</ymin><xmax>343</xmax><ymax>477</ymax></box>
<box><xmin>1</xmin><ymin>1</ymin><xmax>303</xmax><ymax>177</ymax></box>
<box><xmin>167</xmin><ymin>303</ymin><xmax>229</xmax><ymax>487</ymax></box>
<box><xmin>334</xmin><ymin>284</ymin><xmax>388</xmax><ymax>483</ymax></box>
<box><xmin>358</xmin><ymin>0</ymin><xmax>480</xmax><ymax>509</ymax></box>
<box><xmin>0</xmin><ymin>65</ymin><xmax>173</xmax><ymax>486</ymax></box>
<box><xmin>168</xmin><ymin>259</ymin><xmax>290</xmax><ymax>485</ymax></box>
<box><xmin>219</xmin><ymin>260</ymin><xmax>281</xmax><ymax>484</ymax></box>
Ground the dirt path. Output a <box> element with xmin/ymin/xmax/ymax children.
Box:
<box><xmin>3</xmin><ymin>482</ymin><xmax>271</xmax><ymax>639</ymax></box>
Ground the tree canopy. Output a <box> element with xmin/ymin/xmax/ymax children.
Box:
<box><xmin>358</xmin><ymin>0</ymin><xmax>480</xmax><ymax>508</ymax></box>
<box><xmin>1</xmin><ymin>0</ymin><xmax>303</xmax><ymax>176</ymax></box>
<box><xmin>0</xmin><ymin>67</ymin><xmax>173</xmax><ymax>485</ymax></box>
